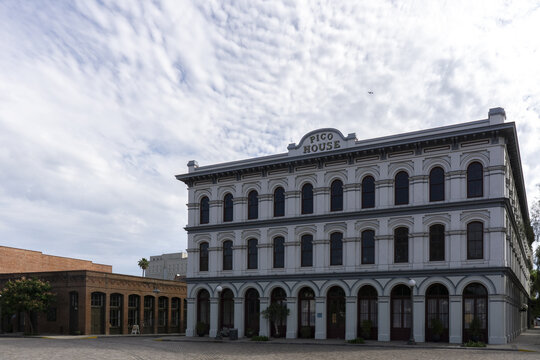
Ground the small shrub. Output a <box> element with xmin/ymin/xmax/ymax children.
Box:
<box><xmin>463</xmin><ymin>340</ymin><xmax>486</xmax><ymax>347</ymax></box>
<box><xmin>347</xmin><ymin>338</ymin><xmax>365</xmax><ymax>344</ymax></box>
<box><xmin>251</xmin><ymin>335</ymin><xmax>269</xmax><ymax>341</ymax></box>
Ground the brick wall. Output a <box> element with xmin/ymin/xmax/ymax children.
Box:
<box><xmin>0</xmin><ymin>246</ymin><xmax>112</xmax><ymax>273</ymax></box>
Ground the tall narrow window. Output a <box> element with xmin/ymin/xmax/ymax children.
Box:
<box><xmin>273</xmin><ymin>187</ymin><xmax>285</xmax><ymax>217</ymax></box>
<box><xmin>223</xmin><ymin>240</ymin><xmax>233</xmax><ymax>271</ymax></box>
<box><xmin>429</xmin><ymin>167</ymin><xmax>445</xmax><ymax>202</ymax></box>
<box><xmin>429</xmin><ymin>224</ymin><xmax>445</xmax><ymax>261</ymax></box>
<box><xmin>330</xmin><ymin>179</ymin><xmax>343</xmax><ymax>211</ymax></box>
<box><xmin>199</xmin><ymin>242</ymin><xmax>209</xmax><ymax>271</ymax></box>
<box><xmin>248</xmin><ymin>190</ymin><xmax>258</xmax><ymax>220</ymax></box>
<box><xmin>361</xmin><ymin>230</ymin><xmax>375</xmax><ymax>264</ymax></box>
<box><xmin>273</xmin><ymin>236</ymin><xmax>285</xmax><ymax>268</ymax></box>
<box><xmin>467</xmin><ymin>162</ymin><xmax>483</xmax><ymax>198</ymax></box>
<box><xmin>200</xmin><ymin>196</ymin><xmax>209</xmax><ymax>224</ymax></box>
<box><xmin>467</xmin><ymin>222</ymin><xmax>483</xmax><ymax>259</ymax></box>
<box><xmin>223</xmin><ymin>193</ymin><xmax>234</xmax><ymax>222</ymax></box>
<box><xmin>394</xmin><ymin>227</ymin><xmax>409</xmax><ymax>263</ymax></box>
<box><xmin>301</xmin><ymin>234</ymin><xmax>313</xmax><ymax>267</ymax></box>
<box><xmin>362</xmin><ymin>176</ymin><xmax>375</xmax><ymax>209</ymax></box>
<box><xmin>301</xmin><ymin>183</ymin><xmax>314</xmax><ymax>214</ymax></box>
<box><xmin>247</xmin><ymin>238</ymin><xmax>258</xmax><ymax>269</ymax></box>
<box><xmin>395</xmin><ymin>171</ymin><xmax>409</xmax><ymax>205</ymax></box>
<box><xmin>330</xmin><ymin>232</ymin><xmax>343</xmax><ymax>266</ymax></box>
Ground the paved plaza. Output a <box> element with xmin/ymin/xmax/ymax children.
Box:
<box><xmin>1</xmin><ymin>334</ymin><xmax>540</xmax><ymax>360</ymax></box>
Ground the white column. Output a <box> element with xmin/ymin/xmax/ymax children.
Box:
<box><xmin>234</xmin><ymin>297</ymin><xmax>244</xmax><ymax>338</ymax></box>
<box><xmin>413</xmin><ymin>295</ymin><xmax>425</xmax><ymax>342</ymax></box>
<box><xmin>449</xmin><ymin>295</ymin><xmax>461</xmax><ymax>344</ymax></box>
<box><xmin>345</xmin><ymin>296</ymin><xmax>357</xmax><ymax>340</ymax></box>
<box><xmin>286</xmin><ymin>297</ymin><xmax>297</xmax><ymax>339</ymax></box>
<box><xmin>186</xmin><ymin>298</ymin><xmax>196</xmax><ymax>337</ymax></box>
<box><xmin>259</xmin><ymin>297</ymin><xmax>270</xmax><ymax>337</ymax></box>
<box><xmin>209</xmin><ymin>298</ymin><xmax>219</xmax><ymax>337</ymax></box>
<box><xmin>315</xmin><ymin>296</ymin><xmax>326</xmax><ymax>339</ymax></box>
<box><xmin>378</xmin><ymin>296</ymin><xmax>390</xmax><ymax>341</ymax></box>
<box><xmin>489</xmin><ymin>295</ymin><xmax>507</xmax><ymax>344</ymax></box>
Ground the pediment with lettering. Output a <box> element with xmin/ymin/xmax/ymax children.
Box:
<box><xmin>287</xmin><ymin>128</ymin><xmax>356</xmax><ymax>156</ymax></box>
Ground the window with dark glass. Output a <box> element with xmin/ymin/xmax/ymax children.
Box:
<box><xmin>247</xmin><ymin>238</ymin><xmax>258</xmax><ymax>269</ymax></box>
<box><xmin>128</xmin><ymin>295</ymin><xmax>140</xmax><ymax>328</ymax></box>
<box><xmin>200</xmin><ymin>196</ymin><xmax>209</xmax><ymax>224</ymax></box>
<box><xmin>301</xmin><ymin>183</ymin><xmax>313</xmax><ymax>214</ymax></box>
<box><xmin>361</xmin><ymin>230</ymin><xmax>375</xmax><ymax>264</ymax></box>
<box><xmin>273</xmin><ymin>187</ymin><xmax>285</xmax><ymax>217</ymax></box>
<box><xmin>394</xmin><ymin>171</ymin><xmax>409</xmax><ymax>205</ymax></box>
<box><xmin>301</xmin><ymin>234</ymin><xmax>313</xmax><ymax>267</ymax></box>
<box><xmin>330</xmin><ymin>232</ymin><xmax>343</xmax><ymax>266</ymax></box>
<box><xmin>158</xmin><ymin>297</ymin><xmax>168</xmax><ymax>327</ymax></box>
<box><xmin>199</xmin><ymin>242</ymin><xmax>209</xmax><ymax>271</ymax></box>
<box><xmin>330</xmin><ymin>179</ymin><xmax>343</xmax><ymax>211</ymax></box>
<box><xmin>248</xmin><ymin>190</ymin><xmax>258</xmax><ymax>220</ymax></box>
<box><xmin>394</xmin><ymin>227</ymin><xmax>409</xmax><ymax>263</ymax></box>
<box><xmin>429</xmin><ymin>167</ymin><xmax>445</xmax><ymax>202</ymax></box>
<box><xmin>223</xmin><ymin>240</ymin><xmax>233</xmax><ymax>270</ymax></box>
<box><xmin>467</xmin><ymin>222</ymin><xmax>483</xmax><ymax>259</ymax></box>
<box><xmin>362</xmin><ymin>176</ymin><xmax>375</xmax><ymax>208</ymax></box>
<box><xmin>467</xmin><ymin>162</ymin><xmax>483</xmax><ymax>198</ymax></box>
<box><xmin>109</xmin><ymin>294</ymin><xmax>122</xmax><ymax>329</ymax></box>
<box><xmin>223</xmin><ymin>193</ymin><xmax>234</xmax><ymax>222</ymax></box>
<box><xmin>429</xmin><ymin>224</ymin><xmax>445</xmax><ymax>261</ymax></box>
<box><xmin>273</xmin><ymin>236</ymin><xmax>285</xmax><ymax>268</ymax></box>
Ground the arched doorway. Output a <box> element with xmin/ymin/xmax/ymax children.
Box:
<box><xmin>90</xmin><ymin>292</ymin><xmax>105</xmax><ymax>334</ymax></box>
<box><xmin>197</xmin><ymin>289</ymin><xmax>210</xmax><ymax>335</ymax></box>
<box><xmin>69</xmin><ymin>291</ymin><xmax>79</xmax><ymax>334</ymax></box>
<box><xmin>463</xmin><ymin>283</ymin><xmax>488</xmax><ymax>342</ymax></box>
<box><xmin>298</xmin><ymin>287</ymin><xmax>315</xmax><ymax>338</ymax></box>
<box><xmin>244</xmin><ymin>288</ymin><xmax>260</xmax><ymax>337</ymax></box>
<box><xmin>390</xmin><ymin>284</ymin><xmax>411</xmax><ymax>341</ymax></box>
<box><xmin>109</xmin><ymin>293</ymin><xmax>123</xmax><ymax>335</ymax></box>
<box><xmin>270</xmin><ymin>287</ymin><xmax>287</xmax><ymax>337</ymax></box>
<box><xmin>327</xmin><ymin>286</ymin><xmax>346</xmax><ymax>339</ymax></box>
<box><xmin>143</xmin><ymin>296</ymin><xmax>155</xmax><ymax>334</ymax></box>
<box><xmin>358</xmin><ymin>285</ymin><xmax>378</xmax><ymax>340</ymax></box>
<box><xmin>220</xmin><ymin>289</ymin><xmax>234</xmax><ymax>331</ymax></box>
<box><xmin>425</xmin><ymin>284</ymin><xmax>449</xmax><ymax>342</ymax></box>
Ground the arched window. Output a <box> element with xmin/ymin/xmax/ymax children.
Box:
<box><xmin>273</xmin><ymin>236</ymin><xmax>285</xmax><ymax>268</ymax></box>
<box><xmin>248</xmin><ymin>190</ymin><xmax>258</xmax><ymax>220</ymax></box>
<box><xmin>330</xmin><ymin>232</ymin><xmax>343</xmax><ymax>266</ymax></box>
<box><xmin>429</xmin><ymin>167</ymin><xmax>445</xmax><ymax>202</ymax></box>
<box><xmin>362</xmin><ymin>176</ymin><xmax>375</xmax><ymax>209</ymax></box>
<box><xmin>273</xmin><ymin>187</ymin><xmax>285</xmax><ymax>217</ymax></box>
<box><xmin>143</xmin><ymin>295</ymin><xmax>154</xmax><ymax>334</ymax></box>
<box><xmin>361</xmin><ymin>229</ymin><xmax>375</xmax><ymax>264</ymax></box>
<box><xmin>301</xmin><ymin>183</ymin><xmax>313</xmax><ymax>214</ymax></box>
<box><xmin>394</xmin><ymin>171</ymin><xmax>409</xmax><ymax>205</ymax></box>
<box><xmin>463</xmin><ymin>283</ymin><xmax>488</xmax><ymax>342</ymax></box>
<box><xmin>467</xmin><ymin>222</ymin><xmax>483</xmax><ymax>259</ymax></box>
<box><xmin>223</xmin><ymin>193</ymin><xmax>234</xmax><ymax>222</ymax></box>
<box><xmin>223</xmin><ymin>240</ymin><xmax>233</xmax><ymax>271</ymax></box>
<box><xmin>429</xmin><ymin>224</ymin><xmax>445</xmax><ymax>261</ymax></box>
<box><xmin>301</xmin><ymin>234</ymin><xmax>313</xmax><ymax>267</ymax></box>
<box><xmin>197</xmin><ymin>290</ymin><xmax>210</xmax><ymax>334</ymax></box>
<box><xmin>330</xmin><ymin>179</ymin><xmax>343</xmax><ymax>212</ymax></box>
<box><xmin>467</xmin><ymin>162</ymin><xmax>483</xmax><ymax>198</ymax></box>
<box><xmin>199</xmin><ymin>242</ymin><xmax>209</xmax><ymax>272</ymax></box>
<box><xmin>109</xmin><ymin>293</ymin><xmax>123</xmax><ymax>334</ymax></box>
<box><xmin>199</xmin><ymin>196</ymin><xmax>209</xmax><ymax>224</ymax></box>
<box><xmin>394</xmin><ymin>227</ymin><xmax>409</xmax><ymax>263</ymax></box>
<box><xmin>158</xmin><ymin>297</ymin><xmax>168</xmax><ymax>331</ymax></box>
<box><xmin>127</xmin><ymin>295</ymin><xmax>139</xmax><ymax>333</ymax></box>
<box><xmin>247</xmin><ymin>238</ymin><xmax>258</xmax><ymax>269</ymax></box>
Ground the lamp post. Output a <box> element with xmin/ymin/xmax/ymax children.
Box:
<box><xmin>408</xmin><ymin>279</ymin><xmax>416</xmax><ymax>345</ymax></box>
<box><xmin>215</xmin><ymin>286</ymin><xmax>223</xmax><ymax>340</ymax></box>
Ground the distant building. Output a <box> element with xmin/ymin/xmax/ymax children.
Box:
<box><xmin>146</xmin><ymin>252</ymin><xmax>188</xmax><ymax>280</ymax></box>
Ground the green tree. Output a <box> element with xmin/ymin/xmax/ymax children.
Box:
<box><xmin>261</xmin><ymin>302</ymin><xmax>290</xmax><ymax>337</ymax></box>
<box><xmin>0</xmin><ymin>277</ymin><xmax>55</xmax><ymax>334</ymax></box>
<box><xmin>138</xmin><ymin>258</ymin><xmax>149</xmax><ymax>277</ymax></box>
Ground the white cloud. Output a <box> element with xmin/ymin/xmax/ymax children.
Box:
<box><xmin>0</xmin><ymin>0</ymin><xmax>539</xmax><ymax>274</ymax></box>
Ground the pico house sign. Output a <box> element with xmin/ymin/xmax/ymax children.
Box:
<box><xmin>287</xmin><ymin>128</ymin><xmax>357</xmax><ymax>157</ymax></box>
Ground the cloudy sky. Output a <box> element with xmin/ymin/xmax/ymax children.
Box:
<box><xmin>1</xmin><ymin>0</ymin><xmax>539</xmax><ymax>275</ymax></box>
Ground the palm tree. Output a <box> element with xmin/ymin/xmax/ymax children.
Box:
<box><xmin>138</xmin><ymin>258</ymin><xmax>149</xmax><ymax>277</ymax></box>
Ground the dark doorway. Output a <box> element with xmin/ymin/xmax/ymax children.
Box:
<box><xmin>171</xmin><ymin>297</ymin><xmax>181</xmax><ymax>333</ymax></box>
<box><xmin>90</xmin><ymin>292</ymin><xmax>105</xmax><ymax>334</ymax></box>
<box><xmin>390</xmin><ymin>285</ymin><xmax>411</xmax><ymax>341</ymax></box>
<box><xmin>158</xmin><ymin>297</ymin><xmax>168</xmax><ymax>333</ymax></box>
<box><xmin>326</xmin><ymin>286</ymin><xmax>346</xmax><ymax>339</ymax></box>
<box><xmin>220</xmin><ymin>289</ymin><xmax>234</xmax><ymax>330</ymax></box>
<box><xmin>270</xmin><ymin>287</ymin><xmax>287</xmax><ymax>337</ymax></box>
<box><xmin>128</xmin><ymin>295</ymin><xmax>140</xmax><ymax>334</ymax></box>
<box><xmin>143</xmin><ymin>296</ymin><xmax>155</xmax><ymax>334</ymax></box>
<box><xmin>69</xmin><ymin>291</ymin><xmax>79</xmax><ymax>334</ymax></box>
<box><xmin>109</xmin><ymin>293</ymin><xmax>123</xmax><ymax>335</ymax></box>
<box><xmin>298</xmin><ymin>287</ymin><xmax>315</xmax><ymax>338</ymax></box>
<box><xmin>425</xmin><ymin>284</ymin><xmax>449</xmax><ymax>342</ymax></box>
<box><xmin>244</xmin><ymin>288</ymin><xmax>260</xmax><ymax>337</ymax></box>
<box><xmin>462</xmin><ymin>283</ymin><xmax>488</xmax><ymax>343</ymax></box>
<box><xmin>197</xmin><ymin>290</ymin><xmax>210</xmax><ymax>335</ymax></box>
<box><xmin>358</xmin><ymin>285</ymin><xmax>378</xmax><ymax>340</ymax></box>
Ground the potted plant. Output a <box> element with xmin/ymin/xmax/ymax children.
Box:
<box><xmin>196</xmin><ymin>322</ymin><xmax>208</xmax><ymax>337</ymax></box>
<box><xmin>261</xmin><ymin>303</ymin><xmax>290</xmax><ymax>337</ymax></box>
<box><xmin>469</xmin><ymin>317</ymin><xmax>482</xmax><ymax>342</ymax></box>
<box><xmin>430</xmin><ymin>318</ymin><xmax>443</xmax><ymax>342</ymax></box>
<box><xmin>361</xmin><ymin>319</ymin><xmax>372</xmax><ymax>339</ymax></box>
<box><xmin>245</xmin><ymin>328</ymin><xmax>254</xmax><ymax>338</ymax></box>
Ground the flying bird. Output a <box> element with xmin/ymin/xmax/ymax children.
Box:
<box><xmin>368</xmin><ymin>91</ymin><xmax>374</xmax><ymax>95</ymax></box>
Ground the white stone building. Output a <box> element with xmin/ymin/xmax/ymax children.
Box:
<box><xmin>175</xmin><ymin>108</ymin><xmax>532</xmax><ymax>344</ymax></box>
<box><xmin>146</xmin><ymin>252</ymin><xmax>188</xmax><ymax>280</ymax></box>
